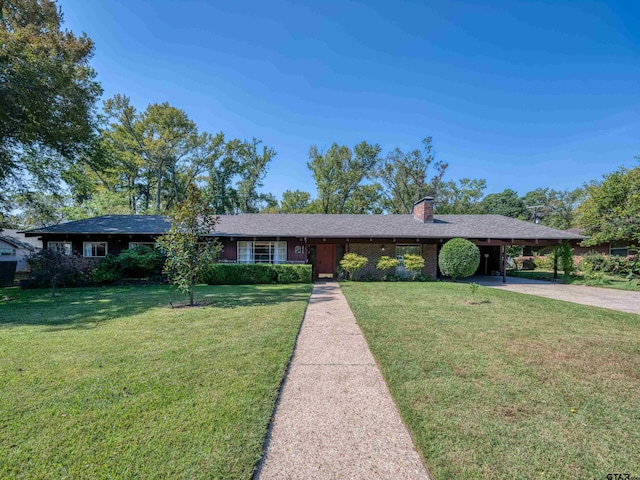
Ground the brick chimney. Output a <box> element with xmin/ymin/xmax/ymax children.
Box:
<box><xmin>412</xmin><ymin>197</ymin><xmax>434</xmax><ymax>223</ymax></box>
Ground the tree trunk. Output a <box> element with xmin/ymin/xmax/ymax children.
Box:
<box><xmin>51</xmin><ymin>279</ymin><xmax>56</xmax><ymax>298</ymax></box>
<box><xmin>553</xmin><ymin>253</ymin><xmax>558</xmax><ymax>279</ymax></box>
<box><xmin>189</xmin><ymin>278</ymin><xmax>194</xmax><ymax>306</ymax></box>
<box><xmin>156</xmin><ymin>168</ymin><xmax>163</xmax><ymax>212</ymax></box>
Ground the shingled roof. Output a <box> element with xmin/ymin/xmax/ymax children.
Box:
<box><xmin>24</xmin><ymin>214</ymin><xmax>584</xmax><ymax>241</ymax></box>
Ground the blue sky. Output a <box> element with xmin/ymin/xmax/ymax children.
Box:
<box><xmin>59</xmin><ymin>0</ymin><xmax>639</xmax><ymax>199</ymax></box>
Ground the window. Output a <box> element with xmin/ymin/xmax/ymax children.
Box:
<box><xmin>48</xmin><ymin>241</ymin><xmax>72</xmax><ymax>256</ymax></box>
<box><xmin>0</xmin><ymin>247</ymin><xmax>15</xmax><ymax>256</ymax></box>
<box><xmin>129</xmin><ymin>242</ymin><xmax>155</xmax><ymax>249</ymax></box>
<box><xmin>237</xmin><ymin>241</ymin><xmax>287</xmax><ymax>264</ymax></box>
<box><xmin>83</xmin><ymin>242</ymin><xmax>108</xmax><ymax>257</ymax></box>
<box><xmin>396</xmin><ymin>244</ymin><xmax>421</xmax><ymax>278</ymax></box>
<box><xmin>610</xmin><ymin>246</ymin><xmax>629</xmax><ymax>257</ymax></box>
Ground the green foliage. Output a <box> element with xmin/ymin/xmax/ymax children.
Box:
<box><xmin>92</xmin><ymin>247</ymin><xmax>164</xmax><ymax>283</ymax></box>
<box><xmin>201</xmin><ymin>264</ymin><xmax>312</xmax><ymax>285</ymax></box>
<box><xmin>553</xmin><ymin>241</ymin><xmax>574</xmax><ymax>274</ymax></box>
<box><xmin>577</xmin><ymin>166</ymin><xmax>640</xmax><ymax>246</ymax></box>
<box><xmin>155</xmin><ymin>184</ymin><xmax>222</xmax><ymax>305</ymax></box>
<box><xmin>0</xmin><ymin>0</ymin><xmax>102</xmax><ymax>216</ymax></box>
<box><xmin>521</xmin><ymin>187</ymin><xmax>585</xmax><ymax>229</ymax></box>
<box><xmin>469</xmin><ymin>282</ymin><xmax>479</xmax><ymax>296</ymax></box>
<box><xmin>579</xmin><ymin>252</ymin><xmax>639</xmax><ymax>278</ymax></box>
<box><xmin>27</xmin><ymin>249</ymin><xmax>89</xmax><ymax>296</ymax></box>
<box><xmin>478</xmin><ymin>189</ymin><xmax>527</xmax><ymax>218</ymax></box>
<box><xmin>434</xmin><ymin>178</ymin><xmax>486</xmax><ymax>214</ymax></box>
<box><xmin>278</xmin><ymin>189</ymin><xmax>312</xmax><ymax>213</ymax></box>
<box><xmin>533</xmin><ymin>243</ymin><xmax>574</xmax><ymax>274</ymax></box>
<box><xmin>376</xmin><ymin>137</ymin><xmax>447</xmax><ymax>214</ymax></box>
<box><xmin>403</xmin><ymin>254</ymin><xmax>425</xmax><ymax>279</ymax></box>
<box><xmin>438</xmin><ymin>238</ymin><xmax>480</xmax><ymax>281</ymax></box>
<box><xmin>92</xmin><ymin>254</ymin><xmax>121</xmax><ymax>284</ymax></box>
<box><xmin>339</xmin><ymin>253</ymin><xmax>368</xmax><ymax>279</ymax></box>
<box><xmin>376</xmin><ymin>255</ymin><xmax>399</xmax><ymax>271</ymax></box>
<box><xmin>307</xmin><ymin>141</ymin><xmax>381</xmax><ymax>213</ymax></box>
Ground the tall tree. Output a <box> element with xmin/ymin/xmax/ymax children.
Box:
<box><xmin>203</xmin><ymin>137</ymin><xmax>276</xmax><ymax>214</ymax></box>
<box><xmin>307</xmin><ymin>141</ymin><xmax>381</xmax><ymax>214</ymax></box>
<box><xmin>478</xmin><ymin>189</ymin><xmax>527</xmax><ymax>218</ymax></box>
<box><xmin>278</xmin><ymin>189</ymin><xmax>312</xmax><ymax>213</ymax></box>
<box><xmin>435</xmin><ymin>178</ymin><xmax>486</xmax><ymax>214</ymax></box>
<box><xmin>376</xmin><ymin>137</ymin><xmax>447</xmax><ymax>214</ymax></box>
<box><xmin>0</xmin><ymin>0</ymin><xmax>102</xmax><ymax>215</ymax></box>
<box><xmin>576</xmin><ymin>165</ymin><xmax>640</xmax><ymax>245</ymax></box>
<box><xmin>101</xmin><ymin>95</ymin><xmax>222</xmax><ymax>213</ymax></box>
<box><xmin>236</xmin><ymin>138</ymin><xmax>277</xmax><ymax>213</ymax></box>
<box><xmin>521</xmin><ymin>187</ymin><xmax>584</xmax><ymax>230</ymax></box>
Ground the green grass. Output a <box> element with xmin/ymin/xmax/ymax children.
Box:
<box><xmin>0</xmin><ymin>283</ymin><xmax>311</xmax><ymax>479</ymax></box>
<box><xmin>510</xmin><ymin>269</ymin><xmax>640</xmax><ymax>291</ymax></box>
<box><xmin>342</xmin><ymin>282</ymin><xmax>640</xmax><ymax>479</ymax></box>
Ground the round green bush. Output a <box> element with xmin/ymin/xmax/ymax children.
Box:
<box><xmin>438</xmin><ymin>238</ymin><xmax>480</xmax><ymax>281</ymax></box>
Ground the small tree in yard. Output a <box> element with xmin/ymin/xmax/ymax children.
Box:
<box><xmin>156</xmin><ymin>184</ymin><xmax>222</xmax><ymax>306</ymax></box>
<box><xmin>403</xmin><ymin>254</ymin><xmax>425</xmax><ymax>280</ymax></box>
<box><xmin>376</xmin><ymin>255</ymin><xmax>399</xmax><ymax>278</ymax></box>
<box><xmin>27</xmin><ymin>249</ymin><xmax>83</xmax><ymax>297</ymax></box>
<box><xmin>438</xmin><ymin>238</ymin><xmax>480</xmax><ymax>282</ymax></box>
<box><xmin>339</xmin><ymin>253</ymin><xmax>368</xmax><ymax>280</ymax></box>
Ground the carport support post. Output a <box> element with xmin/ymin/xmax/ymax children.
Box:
<box><xmin>502</xmin><ymin>245</ymin><xmax>507</xmax><ymax>284</ymax></box>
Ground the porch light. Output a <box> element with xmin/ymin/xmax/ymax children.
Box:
<box><xmin>381</xmin><ymin>245</ymin><xmax>385</xmax><ymax>252</ymax></box>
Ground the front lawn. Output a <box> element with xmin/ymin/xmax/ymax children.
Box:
<box><xmin>0</xmin><ymin>284</ymin><xmax>311</xmax><ymax>479</ymax></box>
<box><xmin>342</xmin><ymin>282</ymin><xmax>640</xmax><ymax>479</ymax></box>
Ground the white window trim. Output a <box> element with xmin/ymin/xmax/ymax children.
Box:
<box><xmin>83</xmin><ymin>241</ymin><xmax>108</xmax><ymax>258</ymax></box>
<box><xmin>48</xmin><ymin>241</ymin><xmax>72</xmax><ymax>256</ymax></box>
<box><xmin>237</xmin><ymin>241</ymin><xmax>287</xmax><ymax>264</ymax></box>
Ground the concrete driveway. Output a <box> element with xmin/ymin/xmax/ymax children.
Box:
<box><xmin>465</xmin><ymin>276</ymin><xmax>640</xmax><ymax>315</ymax></box>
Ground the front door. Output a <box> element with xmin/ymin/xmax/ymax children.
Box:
<box><xmin>315</xmin><ymin>244</ymin><xmax>336</xmax><ymax>279</ymax></box>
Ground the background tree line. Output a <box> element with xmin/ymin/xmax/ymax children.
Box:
<box><xmin>1</xmin><ymin>0</ymin><xmax>637</xmax><ymax>248</ymax></box>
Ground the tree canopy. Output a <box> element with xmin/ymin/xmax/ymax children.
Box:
<box><xmin>478</xmin><ymin>189</ymin><xmax>527</xmax><ymax>218</ymax></box>
<box><xmin>577</xmin><ymin>165</ymin><xmax>640</xmax><ymax>246</ymax></box>
<box><xmin>307</xmin><ymin>142</ymin><xmax>381</xmax><ymax>214</ymax></box>
<box><xmin>0</xmin><ymin>0</ymin><xmax>102</xmax><ymax>216</ymax></box>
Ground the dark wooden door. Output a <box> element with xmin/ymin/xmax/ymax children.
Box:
<box><xmin>315</xmin><ymin>244</ymin><xmax>336</xmax><ymax>279</ymax></box>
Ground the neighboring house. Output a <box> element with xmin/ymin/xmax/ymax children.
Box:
<box><xmin>522</xmin><ymin>228</ymin><xmax>637</xmax><ymax>258</ymax></box>
<box><xmin>0</xmin><ymin>229</ymin><xmax>41</xmax><ymax>273</ymax></box>
<box><xmin>23</xmin><ymin>198</ymin><xmax>583</xmax><ymax>281</ymax></box>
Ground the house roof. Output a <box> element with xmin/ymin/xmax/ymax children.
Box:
<box><xmin>0</xmin><ymin>234</ymin><xmax>37</xmax><ymax>250</ymax></box>
<box><xmin>23</xmin><ymin>214</ymin><xmax>584</xmax><ymax>241</ymax></box>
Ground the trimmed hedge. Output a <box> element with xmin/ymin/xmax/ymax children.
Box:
<box><xmin>201</xmin><ymin>263</ymin><xmax>312</xmax><ymax>285</ymax></box>
<box><xmin>438</xmin><ymin>238</ymin><xmax>480</xmax><ymax>281</ymax></box>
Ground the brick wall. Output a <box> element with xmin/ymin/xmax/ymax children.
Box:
<box><xmin>412</xmin><ymin>198</ymin><xmax>434</xmax><ymax>223</ymax></box>
<box><xmin>348</xmin><ymin>242</ymin><xmax>438</xmax><ymax>279</ymax></box>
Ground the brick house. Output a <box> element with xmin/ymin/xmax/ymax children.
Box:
<box><xmin>23</xmin><ymin>198</ymin><xmax>583</xmax><ymax>281</ymax></box>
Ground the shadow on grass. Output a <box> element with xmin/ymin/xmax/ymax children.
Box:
<box><xmin>0</xmin><ymin>283</ymin><xmax>313</xmax><ymax>329</ymax></box>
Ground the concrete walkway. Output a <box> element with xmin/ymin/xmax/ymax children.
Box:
<box><xmin>468</xmin><ymin>276</ymin><xmax>640</xmax><ymax>315</ymax></box>
<box><xmin>256</xmin><ymin>282</ymin><xmax>430</xmax><ymax>480</ymax></box>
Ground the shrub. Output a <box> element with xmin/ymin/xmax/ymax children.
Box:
<box><xmin>438</xmin><ymin>238</ymin><xmax>480</xmax><ymax>282</ymax></box>
<box><xmin>339</xmin><ymin>253</ymin><xmax>368</xmax><ymax>280</ymax></box>
<box><xmin>403</xmin><ymin>254</ymin><xmax>425</xmax><ymax>280</ymax></box>
<box><xmin>376</xmin><ymin>255</ymin><xmax>399</xmax><ymax>272</ymax></box>
<box><xmin>93</xmin><ymin>247</ymin><xmax>165</xmax><ymax>284</ymax></box>
<box><xmin>92</xmin><ymin>254</ymin><xmax>121</xmax><ymax>284</ymax></box>
<box><xmin>580</xmin><ymin>252</ymin><xmax>639</xmax><ymax>277</ymax></box>
<box><xmin>27</xmin><ymin>249</ymin><xmax>89</xmax><ymax>296</ymax></box>
<box><xmin>273</xmin><ymin>264</ymin><xmax>312</xmax><ymax>283</ymax></box>
<box><xmin>117</xmin><ymin>247</ymin><xmax>164</xmax><ymax>278</ymax></box>
<box><xmin>200</xmin><ymin>264</ymin><xmax>311</xmax><ymax>285</ymax></box>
